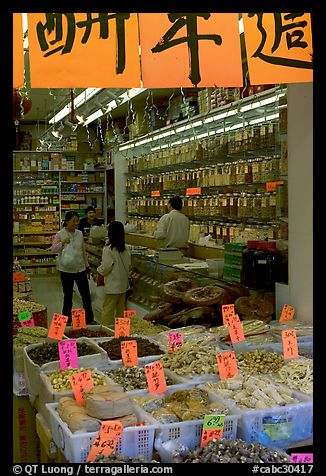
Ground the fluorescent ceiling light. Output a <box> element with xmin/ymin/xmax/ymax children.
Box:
<box><xmin>49</xmin><ymin>88</ymin><xmax>102</xmax><ymax>124</ymax></box>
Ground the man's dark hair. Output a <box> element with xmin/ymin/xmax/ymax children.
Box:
<box><xmin>169</xmin><ymin>195</ymin><xmax>183</xmax><ymax>211</ymax></box>
<box><xmin>108</xmin><ymin>221</ymin><xmax>126</xmax><ymax>253</ymax></box>
<box><xmin>85</xmin><ymin>206</ymin><xmax>96</xmax><ymax>214</ymax></box>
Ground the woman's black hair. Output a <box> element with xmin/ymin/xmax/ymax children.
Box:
<box><xmin>108</xmin><ymin>221</ymin><xmax>126</xmax><ymax>252</ymax></box>
<box><xmin>63</xmin><ymin>211</ymin><xmax>79</xmax><ymax>227</ymax></box>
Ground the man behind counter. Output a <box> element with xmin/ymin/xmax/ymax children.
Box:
<box><xmin>154</xmin><ymin>195</ymin><xmax>190</xmax><ymax>251</ymax></box>
<box><xmin>78</xmin><ymin>206</ymin><xmax>103</xmax><ymax>236</ymax></box>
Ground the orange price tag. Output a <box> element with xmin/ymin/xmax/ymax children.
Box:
<box><xmin>222</xmin><ymin>304</ymin><xmax>235</xmax><ymax>325</ymax></box>
<box><xmin>72</xmin><ymin>308</ymin><xmax>86</xmax><ymax>330</ymax></box>
<box><xmin>151</xmin><ymin>190</ymin><xmax>160</xmax><ymax>197</ymax></box>
<box><xmin>86</xmin><ymin>433</ymin><xmax>118</xmax><ymax>462</ymax></box>
<box><xmin>13</xmin><ymin>272</ymin><xmax>25</xmax><ymax>283</ymax></box>
<box><xmin>225</xmin><ymin>314</ymin><xmax>245</xmax><ymax>344</ymax></box>
<box><xmin>69</xmin><ymin>370</ymin><xmax>94</xmax><ymax>404</ymax></box>
<box><xmin>144</xmin><ymin>360</ymin><xmax>167</xmax><ymax>394</ymax></box>
<box><xmin>47</xmin><ymin>313</ymin><xmax>68</xmax><ymax>341</ymax></box>
<box><xmin>186</xmin><ymin>187</ymin><xmax>202</xmax><ymax>196</ymax></box>
<box><xmin>121</xmin><ymin>340</ymin><xmax>138</xmax><ymax>366</ymax></box>
<box><xmin>124</xmin><ymin>310</ymin><xmax>137</xmax><ymax>318</ymax></box>
<box><xmin>216</xmin><ymin>351</ymin><xmax>238</xmax><ymax>379</ymax></box>
<box><xmin>282</xmin><ymin>329</ymin><xmax>299</xmax><ymax>359</ymax></box>
<box><xmin>279</xmin><ymin>304</ymin><xmax>295</xmax><ymax>323</ymax></box>
<box><xmin>100</xmin><ymin>420</ymin><xmax>123</xmax><ymax>439</ymax></box>
<box><xmin>266</xmin><ymin>181</ymin><xmax>284</xmax><ymax>192</ymax></box>
<box><xmin>115</xmin><ymin>318</ymin><xmax>131</xmax><ymax>338</ymax></box>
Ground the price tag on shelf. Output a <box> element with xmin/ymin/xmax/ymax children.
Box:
<box><xmin>186</xmin><ymin>187</ymin><xmax>202</xmax><ymax>196</ymax></box>
<box><xmin>216</xmin><ymin>351</ymin><xmax>238</xmax><ymax>379</ymax></box>
<box><xmin>168</xmin><ymin>331</ymin><xmax>183</xmax><ymax>352</ymax></box>
<box><xmin>72</xmin><ymin>308</ymin><xmax>86</xmax><ymax>330</ymax></box>
<box><xmin>225</xmin><ymin>314</ymin><xmax>245</xmax><ymax>344</ymax></box>
<box><xmin>279</xmin><ymin>304</ymin><xmax>295</xmax><ymax>323</ymax></box>
<box><xmin>290</xmin><ymin>453</ymin><xmax>313</xmax><ymax>463</ymax></box>
<box><xmin>221</xmin><ymin>304</ymin><xmax>235</xmax><ymax>325</ymax></box>
<box><xmin>266</xmin><ymin>181</ymin><xmax>284</xmax><ymax>192</ymax></box>
<box><xmin>151</xmin><ymin>191</ymin><xmax>160</xmax><ymax>197</ymax></box>
<box><xmin>58</xmin><ymin>339</ymin><xmax>79</xmax><ymax>370</ymax></box>
<box><xmin>144</xmin><ymin>360</ymin><xmax>167</xmax><ymax>394</ymax></box>
<box><xmin>47</xmin><ymin>313</ymin><xmax>68</xmax><ymax>340</ymax></box>
<box><xmin>13</xmin><ymin>272</ymin><xmax>25</xmax><ymax>283</ymax></box>
<box><xmin>124</xmin><ymin>310</ymin><xmax>137</xmax><ymax>318</ymax></box>
<box><xmin>18</xmin><ymin>310</ymin><xmax>32</xmax><ymax>323</ymax></box>
<box><xmin>69</xmin><ymin>369</ymin><xmax>94</xmax><ymax>404</ymax></box>
<box><xmin>282</xmin><ymin>329</ymin><xmax>299</xmax><ymax>359</ymax></box>
<box><xmin>200</xmin><ymin>414</ymin><xmax>225</xmax><ymax>447</ymax></box>
<box><xmin>121</xmin><ymin>340</ymin><xmax>138</xmax><ymax>367</ymax></box>
<box><xmin>115</xmin><ymin>318</ymin><xmax>131</xmax><ymax>338</ymax></box>
<box><xmin>21</xmin><ymin>317</ymin><xmax>35</xmax><ymax>327</ymax></box>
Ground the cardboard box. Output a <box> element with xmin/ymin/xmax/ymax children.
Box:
<box><xmin>13</xmin><ymin>393</ymin><xmax>39</xmax><ymax>463</ymax></box>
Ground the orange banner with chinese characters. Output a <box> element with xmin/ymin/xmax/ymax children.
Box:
<box><xmin>243</xmin><ymin>13</ymin><xmax>313</xmax><ymax>84</ymax></box>
<box><xmin>28</xmin><ymin>13</ymin><xmax>141</xmax><ymax>88</ymax></box>
<box><xmin>13</xmin><ymin>13</ymin><xmax>25</xmax><ymax>88</ymax></box>
<box><xmin>139</xmin><ymin>13</ymin><xmax>243</xmax><ymax>87</ymax></box>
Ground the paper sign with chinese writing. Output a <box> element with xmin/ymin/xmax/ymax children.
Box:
<box><xmin>86</xmin><ymin>433</ymin><xmax>118</xmax><ymax>462</ymax></box>
<box><xmin>18</xmin><ymin>310</ymin><xmax>32</xmax><ymax>323</ymax></box>
<box><xmin>139</xmin><ymin>13</ymin><xmax>243</xmax><ymax>87</ymax></box>
<box><xmin>144</xmin><ymin>360</ymin><xmax>167</xmax><ymax>394</ymax></box>
<box><xmin>225</xmin><ymin>314</ymin><xmax>245</xmax><ymax>344</ymax></box>
<box><xmin>266</xmin><ymin>181</ymin><xmax>284</xmax><ymax>192</ymax></box>
<box><xmin>290</xmin><ymin>453</ymin><xmax>313</xmax><ymax>463</ymax></box>
<box><xmin>121</xmin><ymin>340</ymin><xmax>138</xmax><ymax>367</ymax></box>
<box><xmin>222</xmin><ymin>304</ymin><xmax>235</xmax><ymax>325</ymax></box>
<box><xmin>21</xmin><ymin>317</ymin><xmax>35</xmax><ymax>327</ymax></box>
<box><xmin>282</xmin><ymin>329</ymin><xmax>299</xmax><ymax>359</ymax></box>
<box><xmin>279</xmin><ymin>304</ymin><xmax>295</xmax><ymax>323</ymax></box>
<box><xmin>69</xmin><ymin>370</ymin><xmax>94</xmax><ymax>404</ymax></box>
<box><xmin>100</xmin><ymin>420</ymin><xmax>123</xmax><ymax>439</ymax></box>
<box><xmin>217</xmin><ymin>351</ymin><xmax>238</xmax><ymax>379</ymax></box>
<box><xmin>28</xmin><ymin>13</ymin><xmax>141</xmax><ymax>87</ymax></box>
<box><xmin>13</xmin><ymin>272</ymin><xmax>25</xmax><ymax>283</ymax></box>
<box><xmin>186</xmin><ymin>187</ymin><xmax>202</xmax><ymax>196</ymax></box>
<box><xmin>124</xmin><ymin>310</ymin><xmax>137</xmax><ymax>318</ymax></box>
<box><xmin>243</xmin><ymin>13</ymin><xmax>313</xmax><ymax>85</ymax></box>
<box><xmin>151</xmin><ymin>191</ymin><xmax>161</xmax><ymax>197</ymax></box>
<box><xmin>72</xmin><ymin>308</ymin><xmax>86</xmax><ymax>330</ymax></box>
<box><xmin>115</xmin><ymin>318</ymin><xmax>131</xmax><ymax>338</ymax></box>
<box><xmin>168</xmin><ymin>331</ymin><xmax>183</xmax><ymax>352</ymax></box>
<box><xmin>47</xmin><ymin>313</ymin><xmax>68</xmax><ymax>340</ymax></box>
<box><xmin>59</xmin><ymin>339</ymin><xmax>79</xmax><ymax>370</ymax></box>
<box><xmin>13</xmin><ymin>14</ymin><xmax>25</xmax><ymax>88</ymax></box>
<box><xmin>200</xmin><ymin>414</ymin><xmax>225</xmax><ymax>447</ymax></box>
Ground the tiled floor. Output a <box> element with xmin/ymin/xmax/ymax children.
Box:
<box><xmin>30</xmin><ymin>275</ymin><xmax>102</xmax><ymax>325</ymax></box>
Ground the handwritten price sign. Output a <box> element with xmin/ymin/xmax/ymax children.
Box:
<box><xmin>86</xmin><ymin>420</ymin><xmax>123</xmax><ymax>462</ymax></box>
<box><xmin>58</xmin><ymin>339</ymin><xmax>79</xmax><ymax>370</ymax></box>
<box><xmin>124</xmin><ymin>310</ymin><xmax>137</xmax><ymax>318</ymax></box>
<box><xmin>72</xmin><ymin>308</ymin><xmax>86</xmax><ymax>330</ymax></box>
<box><xmin>200</xmin><ymin>414</ymin><xmax>225</xmax><ymax>447</ymax></box>
<box><xmin>21</xmin><ymin>317</ymin><xmax>35</xmax><ymax>327</ymax></box>
<box><xmin>13</xmin><ymin>272</ymin><xmax>25</xmax><ymax>283</ymax></box>
<box><xmin>222</xmin><ymin>304</ymin><xmax>235</xmax><ymax>325</ymax></box>
<box><xmin>121</xmin><ymin>340</ymin><xmax>138</xmax><ymax>367</ymax></box>
<box><xmin>279</xmin><ymin>304</ymin><xmax>295</xmax><ymax>323</ymax></box>
<box><xmin>18</xmin><ymin>310</ymin><xmax>32</xmax><ymax>323</ymax></box>
<box><xmin>168</xmin><ymin>331</ymin><xmax>183</xmax><ymax>352</ymax></box>
<box><xmin>69</xmin><ymin>370</ymin><xmax>94</xmax><ymax>404</ymax></box>
<box><xmin>47</xmin><ymin>313</ymin><xmax>68</xmax><ymax>340</ymax></box>
<box><xmin>115</xmin><ymin>318</ymin><xmax>131</xmax><ymax>338</ymax></box>
<box><xmin>282</xmin><ymin>329</ymin><xmax>299</xmax><ymax>359</ymax></box>
<box><xmin>217</xmin><ymin>351</ymin><xmax>238</xmax><ymax>379</ymax></box>
<box><xmin>225</xmin><ymin>314</ymin><xmax>245</xmax><ymax>344</ymax></box>
<box><xmin>144</xmin><ymin>360</ymin><xmax>167</xmax><ymax>394</ymax></box>
<box><xmin>290</xmin><ymin>453</ymin><xmax>313</xmax><ymax>463</ymax></box>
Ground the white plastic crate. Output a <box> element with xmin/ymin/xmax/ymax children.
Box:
<box><xmin>96</xmin><ymin>335</ymin><xmax>167</xmax><ymax>371</ymax></box>
<box><xmin>46</xmin><ymin>402</ymin><xmax>158</xmax><ymax>463</ymax></box>
<box><xmin>131</xmin><ymin>382</ymin><xmax>239</xmax><ymax>449</ymax></box>
<box><xmin>13</xmin><ymin>370</ymin><xmax>28</xmax><ymax>397</ymax></box>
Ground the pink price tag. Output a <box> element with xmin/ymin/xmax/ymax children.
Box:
<box><xmin>168</xmin><ymin>331</ymin><xmax>183</xmax><ymax>352</ymax></box>
<box><xmin>21</xmin><ymin>317</ymin><xmax>35</xmax><ymax>327</ymax></box>
<box><xmin>58</xmin><ymin>339</ymin><xmax>79</xmax><ymax>370</ymax></box>
<box><xmin>290</xmin><ymin>454</ymin><xmax>313</xmax><ymax>463</ymax></box>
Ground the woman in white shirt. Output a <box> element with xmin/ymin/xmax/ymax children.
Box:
<box><xmin>97</xmin><ymin>221</ymin><xmax>131</xmax><ymax>326</ymax></box>
<box><xmin>51</xmin><ymin>211</ymin><xmax>94</xmax><ymax>324</ymax></box>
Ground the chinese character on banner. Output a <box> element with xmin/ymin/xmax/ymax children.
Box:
<box><xmin>13</xmin><ymin>14</ymin><xmax>25</xmax><ymax>88</ymax></box>
<box><xmin>243</xmin><ymin>13</ymin><xmax>313</xmax><ymax>84</ymax></box>
<box><xmin>139</xmin><ymin>13</ymin><xmax>243</xmax><ymax>87</ymax></box>
<box><xmin>28</xmin><ymin>13</ymin><xmax>141</xmax><ymax>87</ymax></box>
